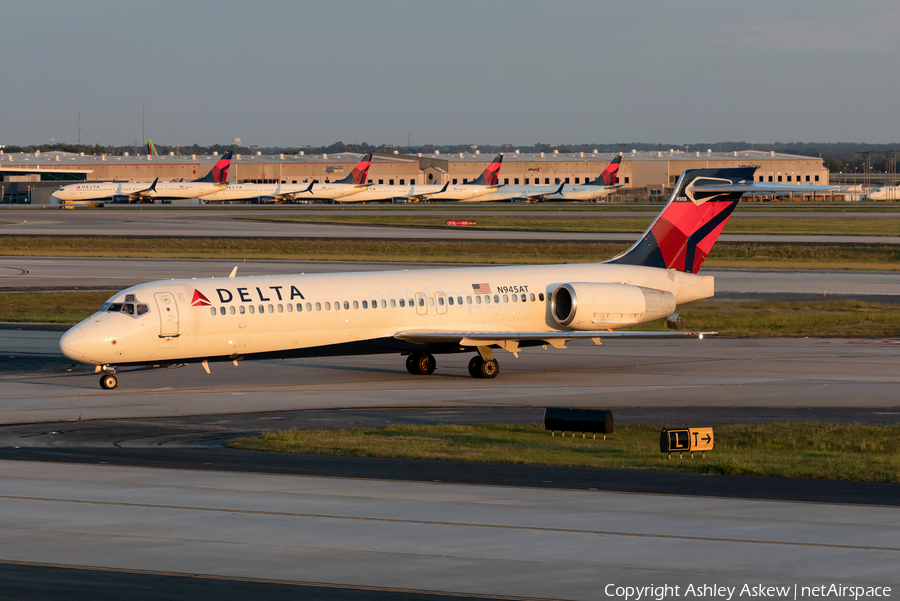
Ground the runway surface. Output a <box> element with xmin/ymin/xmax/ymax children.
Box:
<box><xmin>2</xmin><ymin>207</ymin><xmax>898</xmax><ymax>243</ymax></box>
<box><xmin>2</xmin><ymin>338</ymin><xmax>899</xmax><ymax>424</ymax></box>
<box><xmin>3</xmin><ymin>257</ymin><xmax>898</xmax><ymax>300</ymax></box>
<box><xmin>0</xmin><ymin>459</ymin><xmax>897</xmax><ymax>601</ymax></box>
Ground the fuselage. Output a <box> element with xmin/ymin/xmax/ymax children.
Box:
<box><xmin>471</xmin><ymin>184</ymin><xmax>561</xmax><ymax>202</ymax></box>
<box><xmin>868</xmin><ymin>186</ymin><xmax>900</xmax><ymax>201</ymax></box>
<box><xmin>200</xmin><ymin>182</ymin><xmax>312</xmax><ymax>203</ymax></box>
<box><xmin>427</xmin><ymin>184</ymin><xmax>503</xmax><ymax>202</ymax></box>
<box><xmin>54</xmin><ymin>181</ymin><xmax>225</xmax><ymax>202</ymax></box>
<box><xmin>334</xmin><ymin>183</ymin><xmax>447</xmax><ymax>202</ymax></box>
<box><xmin>306</xmin><ymin>182</ymin><xmax>371</xmax><ymax>201</ymax></box>
<box><xmin>548</xmin><ymin>185</ymin><xmax>618</xmax><ymax>201</ymax></box>
<box><xmin>59</xmin><ymin>262</ymin><xmax>713</xmax><ymax>368</ymax></box>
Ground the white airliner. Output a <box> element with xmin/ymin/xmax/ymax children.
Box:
<box><xmin>548</xmin><ymin>155</ymin><xmax>623</xmax><ymax>201</ymax></box>
<box><xmin>331</xmin><ymin>181</ymin><xmax>449</xmax><ymax>203</ymax></box>
<box><xmin>59</xmin><ymin>167</ymin><xmax>836</xmax><ymax>390</ymax></box>
<box><xmin>868</xmin><ymin>186</ymin><xmax>900</xmax><ymax>201</ymax></box>
<box><xmin>425</xmin><ymin>154</ymin><xmax>506</xmax><ymax>201</ymax></box>
<box><xmin>304</xmin><ymin>154</ymin><xmax>374</xmax><ymax>201</ymax></box>
<box><xmin>52</xmin><ymin>152</ymin><xmax>233</xmax><ymax>204</ymax></box>
<box><xmin>199</xmin><ymin>181</ymin><xmax>314</xmax><ymax>204</ymax></box>
<box><xmin>470</xmin><ymin>156</ymin><xmax>622</xmax><ymax>203</ymax></box>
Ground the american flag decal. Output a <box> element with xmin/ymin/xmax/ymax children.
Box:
<box><xmin>472</xmin><ymin>283</ymin><xmax>491</xmax><ymax>294</ymax></box>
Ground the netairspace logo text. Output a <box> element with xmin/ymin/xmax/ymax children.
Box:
<box><xmin>604</xmin><ymin>583</ymin><xmax>892</xmax><ymax>601</ymax></box>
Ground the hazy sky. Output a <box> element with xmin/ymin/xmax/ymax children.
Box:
<box><xmin>3</xmin><ymin>0</ymin><xmax>898</xmax><ymax>147</ymax></box>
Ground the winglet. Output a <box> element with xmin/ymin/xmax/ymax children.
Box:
<box><xmin>304</xmin><ymin>181</ymin><xmax>315</xmax><ymax>193</ymax></box>
<box><xmin>229</xmin><ymin>266</ymin><xmax>238</xmax><ymax>279</ymax></box>
<box><xmin>149</xmin><ymin>177</ymin><xmax>158</xmax><ymax>191</ymax></box>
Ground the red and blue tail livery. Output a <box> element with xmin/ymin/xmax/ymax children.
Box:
<box><xmin>337</xmin><ymin>153</ymin><xmax>373</xmax><ymax>185</ymax></box>
<box><xmin>599</xmin><ymin>155</ymin><xmax>621</xmax><ymax>185</ymax></box>
<box><xmin>470</xmin><ymin>154</ymin><xmax>503</xmax><ymax>186</ymax></box>
<box><xmin>194</xmin><ymin>151</ymin><xmax>233</xmax><ymax>184</ymax></box>
<box><xmin>610</xmin><ymin>167</ymin><xmax>823</xmax><ymax>274</ymax></box>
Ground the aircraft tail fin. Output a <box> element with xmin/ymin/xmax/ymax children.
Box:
<box><xmin>146</xmin><ymin>140</ymin><xmax>158</xmax><ymax>156</ymax></box>
<box><xmin>589</xmin><ymin>155</ymin><xmax>621</xmax><ymax>186</ymax></box>
<box><xmin>607</xmin><ymin>167</ymin><xmax>754</xmax><ymax>274</ymax></box>
<box><xmin>194</xmin><ymin>151</ymin><xmax>233</xmax><ymax>183</ymax></box>
<box><xmin>469</xmin><ymin>154</ymin><xmax>503</xmax><ymax>186</ymax></box>
<box><xmin>336</xmin><ymin>153</ymin><xmax>373</xmax><ymax>185</ymax></box>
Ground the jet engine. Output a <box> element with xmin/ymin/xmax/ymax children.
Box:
<box><xmin>110</xmin><ymin>195</ymin><xmax>131</xmax><ymax>204</ymax></box>
<box><xmin>253</xmin><ymin>196</ymin><xmax>278</xmax><ymax>204</ymax></box>
<box><xmin>550</xmin><ymin>282</ymin><xmax>675</xmax><ymax>330</ymax></box>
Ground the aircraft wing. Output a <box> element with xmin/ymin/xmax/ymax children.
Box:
<box><xmin>395</xmin><ymin>329</ymin><xmax>714</xmax><ymax>356</ymax></box>
<box><xmin>527</xmin><ymin>183</ymin><xmax>565</xmax><ymax>202</ymax></box>
<box><xmin>129</xmin><ymin>178</ymin><xmax>159</xmax><ymax>201</ymax></box>
<box><xmin>406</xmin><ymin>182</ymin><xmax>449</xmax><ymax>201</ymax></box>
<box><xmin>276</xmin><ymin>181</ymin><xmax>316</xmax><ymax>201</ymax></box>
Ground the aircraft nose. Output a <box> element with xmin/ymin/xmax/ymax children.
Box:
<box><xmin>59</xmin><ymin>326</ymin><xmax>86</xmax><ymax>361</ymax></box>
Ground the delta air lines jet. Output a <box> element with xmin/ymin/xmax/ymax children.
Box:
<box><xmin>426</xmin><ymin>154</ymin><xmax>505</xmax><ymax>201</ymax></box>
<box><xmin>53</xmin><ymin>152</ymin><xmax>233</xmax><ymax>204</ymax></box>
<box><xmin>304</xmin><ymin>154</ymin><xmax>375</xmax><ymax>201</ymax></box>
<box><xmin>549</xmin><ymin>155</ymin><xmax>623</xmax><ymax>201</ymax></box>
<box><xmin>59</xmin><ymin>167</ymin><xmax>836</xmax><ymax>389</ymax></box>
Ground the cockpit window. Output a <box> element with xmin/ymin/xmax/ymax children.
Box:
<box><xmin>102</xmin><ymin>300</ymin><xmax>150</xmax><ymax>318</ymax></box>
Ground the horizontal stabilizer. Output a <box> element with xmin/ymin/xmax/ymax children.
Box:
<box><xmin>688</xmin><ymin>182</ymin><xmax>842</xmax><ymax>195</ymax></box>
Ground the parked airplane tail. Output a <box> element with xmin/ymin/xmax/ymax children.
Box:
<box><xmin>591</xmin><ymin>155</ymin><xmax>621</xmax><ymax>185</ymax></box>
<box><xmin>146</xmin><ymin>140</ymin><xmax>158</xmax><ymax>156</ymax></box>
<box><xmin>336</xmin><ymin>153</ymin><xmax>373</xmax><ymax>185</ymax></box>
<box><xmin>608</xmin><ymin>167</ymin><xmax>755</xmax><ymax>274</ymax></box>
<box><xmin>193</xmin><ymin>151</ymin><xmax>233</xmax><ymax>183</ymax></box>
<box><xmin>469</xmin><ymin>154</ymin><xmax>504</xmax><ymax>186</ymax></box>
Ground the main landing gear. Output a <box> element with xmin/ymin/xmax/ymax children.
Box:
<box><xmin>468</xmin><ymin>355</ymin><xmax>499</xmax><ymax>379</ymax></box>
<box><xmin>406</xmin><ymin>353</ymin><xmax>436</xmax><ymax>375</ymax></box>
<box><xmin>403</xmin><ymin>352</ymin><xmax>499</xmax><ymax>379</ymax></box>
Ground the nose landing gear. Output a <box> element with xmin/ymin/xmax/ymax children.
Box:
<box><xmin>97</xmin><ymin>366</ymin><xmax>118</xmax><ymax>390</ymax></box>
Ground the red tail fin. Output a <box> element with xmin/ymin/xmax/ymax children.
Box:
<box><xmin>194</xmin><ymin>151</ymin><xmax>233</xmax><ymax>183</ymax></box>
<box><xmin>600</xmin><ymin>155</ymin><xmax>621</xmax><ymax>185</ymax></box>
<box><xmin>609</xmin><ymin>168</ymin><xmax>755</xmax><ymax>273</ymax></box>
<box><xmin>336</xmin><ymin>153</ymin><xmax>372</xmax><ymax>185</ymax></box>
<box><xmin>470</xmin><ymin>154</ymin><xmax>503</xmax><ymax>186</ymax></box>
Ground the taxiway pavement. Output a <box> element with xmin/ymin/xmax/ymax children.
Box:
<box><xmin>2</xmin><ymin>338</ymin><xmax>899</xmax><ymax>424</ymax></box>
<box><xmin>0</xmin><ymin>459</ymin><xmax>896</xmax><ymax>601</ymax></box>
<box><xmin>1</xmin><ymin>207</ymin><xmax>898</xmax><ymax>243</ymax></box>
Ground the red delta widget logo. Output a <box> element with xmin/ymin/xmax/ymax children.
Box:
<box><xmin>192</xmin><ymin>285</ymin><xmax>306</xmax><ymax>306</ymax></box>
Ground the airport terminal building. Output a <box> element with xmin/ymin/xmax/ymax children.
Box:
<box><xmin>1</xmin><ymin>148</ymin><xmax>833</xmax><ymax>203</ymax></box>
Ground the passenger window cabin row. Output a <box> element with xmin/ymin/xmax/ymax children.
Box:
<box><xmin>209</xmin><ymin>292</ymin><xmax>546</xmax><ymax>316</ymax></box>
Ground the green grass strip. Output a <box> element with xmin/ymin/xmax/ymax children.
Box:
<box><xmin>242</xmin><ymin>215</ymin><xmax>900</xmax><ymax>236</ymax></box>
<box><xmin>227</xmin><ymin>423</ymin><xmax>900</xmax><ymax>483</ymax></box>
<box><xmin>0</xmin><ymin>291</ymin><xmax>113</xmax><ymax>323</ymax></box>
<box><xmin>1</xmin><ymin>237</ymin><xmax>899</xmax><ymax>270</ymax></box>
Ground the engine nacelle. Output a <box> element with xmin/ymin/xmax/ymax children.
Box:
<box><xmin>253</xmin><ymin>196</ymin><xmax>278</xmax><ymax>204</ymax></box>
<box><xmin>110</xmin><ymin>195</ymin><xmax>131</xmax><ymax>204</ymax></box>
<box><xmin>550</xmin><ymin>282</ymin><xmax>676</xmax><ymax>330</ymax></box>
